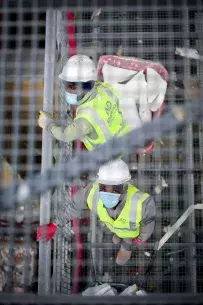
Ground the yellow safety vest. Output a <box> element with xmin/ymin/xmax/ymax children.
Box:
<box><xmin>87</xmin><ymin>182</ymin><xmax>149</xmax><ymax>238</ymax></box>
<box><xmin>76</xmin><ymin>82</ymin><xmax>131</xmax><ymax>151</ymax></box>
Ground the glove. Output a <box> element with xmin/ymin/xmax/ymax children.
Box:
<box><xmin>37</xmin><ymin>222</ymin><xmax>58</xmax><ymax>242</ymax></box>
<box><xmin>132</xmin><ymin>237</ymin><xmax>146</xmax><ymax>246</ymax></box>
<box><xmin>38</xmin><ymin>110</ymin><xmax>54</xmax><ymax>129</ymax></box>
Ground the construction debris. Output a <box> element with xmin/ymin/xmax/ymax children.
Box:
<box><xmin>82</xmin><ymin>283</ymin><xmax>117</xmax><ymax>296</ymax></box>
<box><xmin>82</xmin><ymin>283</ymin><xmax>147</xmax><ymax>296</ymax></box>
<box><xmin>175</xmin><ymin>47</ymin><xmax>203</xmax><ymax>60</ymax></box>
<box><xmin>91</xmin><ymin>8</ymin><xmax>102</xmax><ymax>20</ymax></box>
<box><xmin>120</xmin><ymin>284</ymin><xmax>138</xmax><ymax>295</ymax></box>
<box><xmin>144</xmin><ymin>251</ymin><xmax>151</xmax><ymax>258</ymax></box>
<box><xmin>154</xmin><ymin>176</ymin><xmax>168</xmax><ymax>195</ymax></box>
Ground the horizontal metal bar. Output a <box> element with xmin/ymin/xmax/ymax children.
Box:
<box><xmin>195</xmin><ymin>204</ymin><xmax>203</xmax><ymax>209</ymax></box>
<box><xmin>2</xmin><ymin>34</ymin><xmax>45</xmax><ymax>40</ymax></box>
<box><xmin>3</xmin><ymin>49</ymin><xmax>45</xmax><ymax>55</ymax></box>
<box><xmin>75</xmin><ymin>32</ymin><xmax>198</xmax><ymax>39</ymax></box>
<box><xmin>61</xmin><ymin>19</ymin><xmax>197</xmax><ymax>26</ymax></box>
<box><xmin>0</xmin><ymin>21</ymin><xmax>46</xmax><ymax>26</ymax></box>
<box><xmin>2</xmin><ymin>293</ymin><xmax>203</xmax><ymax>305</ymax></box>
<box><xmin>0</xmin><ymin>5</ymin><xmax>199</xmax><ymax>13</ymax></box>
<box><xmin>71</xmin><ymin>242</ymin><xmax>203</xmax><ymax>250</ymax></box>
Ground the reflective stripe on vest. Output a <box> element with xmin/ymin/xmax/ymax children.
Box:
<box><xmin>76</xmin><ymin>82</ymin><xmax>130</xmax><ymax>151</ymax></box>
<box><xmin>130</xmin><ymin>191</ymin><xmax>148</xmax><ymax>230</ymax></box>
<box><xmin>87</xmin><ymin>182</ymin><xmax>149</xmax><ymax>238</ymax></box>
<box><xmin>77</xmin><ymin>107</ymin><xmax>112</xmax><ymax>141</ymax></box>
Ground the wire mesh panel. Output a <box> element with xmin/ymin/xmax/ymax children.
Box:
<box><xmin>0</xmin><ymin>1</ymin><xmax>46</xmax><ymax>293</ymax></box>
<box><xmin>66</xmin><ymin>3</ymin><xmax>203</xmax><ymax>294</ymax></box>
<box><xmin>0</xmin><ymin>0</ymin><xmax>203</xmax><ymax>301</ymax></box>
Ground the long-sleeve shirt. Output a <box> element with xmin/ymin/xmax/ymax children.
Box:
<box><xmin>47</xmin><ymin>117</ymin><xmax>96</xmax><ymax>143</ymax></box>
<box><xmin>46</xmin><ymin>85</ymin><xmax>100</xmax><ymax>143</ymax></box>
<box><xmin>55</xmin><ymin>182</ymin><xmax>156</xmax><ymax>242</ymax></box>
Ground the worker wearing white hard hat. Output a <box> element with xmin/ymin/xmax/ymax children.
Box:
<box><xmin>37</xmin><ymin>159</ymin><xmax>156</xmax><ymax>265</ymax></box>
<box><xmin>38</xmin><ymin>55</ymin><xmax>131</xmax><ymax>151</ymax></box>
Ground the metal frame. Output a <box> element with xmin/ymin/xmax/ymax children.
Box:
<box><xmin>86</xmin><ymin>5</ymin><xmax>203</xmax><ymax>293</ymax></box>
<box><xmin>0</xmin><ymin>2</ymin><xmax>202</xmax><ymax>295</ymax></box>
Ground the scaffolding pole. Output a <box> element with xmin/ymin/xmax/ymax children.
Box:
<box><xmin>196</xmin><ymin>12</ymin><xmax>203</xmax><ymax>223</ymax></box>
<box><xmin>167</xmin><ymin>3</ymin><xmax>179</xmax><ymax>292</ymax></box>
<box><xmin>38</xmin><ymin>9</ymin><xmax>56</xmax><ymax>295</ymax></box>
<box><xmin>90</xmin><ymin>8</ymin><xmax>101</xmax><ymax>279</ymax></box>
<box><xmin>183</xmin><ymin>5</ymin><xmax>197</xmax><ymax>294</ymax></box>
<box><xmin>151</xmin><ymin>2</ymin><xmax>163</xmax><ymax>292</ymax></box>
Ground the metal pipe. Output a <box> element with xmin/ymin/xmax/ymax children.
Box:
<box><xmin>90</xmin><ymin>7</ymin><xmax>101</xmax><ymax>284</ymax></box>
<box><xmin>183</xmin><ymin>5</ymin><xmax>197</xmax><ymax>294</ymax></box>
<box><xmin>38</xmin><ymin>9</ymin><xmax>56</xmax><ymax>295</ymax></box>
<box><xmin>196</xmin><ymin>11</ymin><xmax>203</xmax><ymax>248</ymax></box>
<box><xmin>168</xmin><ymin>3</ymin><xmax>179</xmax><ymax>291</ymax></box>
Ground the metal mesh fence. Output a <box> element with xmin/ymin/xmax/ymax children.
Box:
<box><xmin>0</xmin><ymin>0</ymin><xmax>203</xmax><ymax>301</ymax></box>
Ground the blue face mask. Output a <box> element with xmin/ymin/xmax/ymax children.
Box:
<box><xmin>64</xmin><ymin>91</ymin><xmax>79</xmax><ymax>105</ymax></box>
<box><xmin>99</xmin><ymin>192</ymin><xmax>121</xmax><ymax>209</ymax></box>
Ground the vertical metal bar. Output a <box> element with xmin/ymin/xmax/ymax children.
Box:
<box><xmin>151</xmin><ymin>2</ymin><xmax>163</xmax><ymax>293</ymax></box>
<box><xmin>54</xmin><ymin>9</ymin><xmax>73</xmax><ymax>294</ymax></box>
<box><xmin>92</xmin><ymin>8</ymin><xmax>100</xmax><ymax>64</ymax></box>
<box><xmin>0</xmin><ymin>1</ymin><xmax>8</xmax><ymax>198</ymax></box>
<box><xmin>183</xmin><ymin>5</ymin><xmax>197</xmax><ymax>294</ymax></box>
<box><xmin>38</xmin><ymin>9</ymin><xmax>56</xmax><ymax>295</ymax></box>
<box><xmin>196</xmin><ymin>12</ymin><xmax>203</xmax><ymax>212</ymax></box>
<box><xmin>136</xmin><ymin>3</ymin><xmax>145</xmax><ymax>225</ymax></box>
<box><xmin>195</xmin><ymin>10</ymin><xmax>203</xmax><ymax>293</ymax></box>
<box><xmin>53</xmin><ymin>10</ymin><xmax>65</xmax><ymax>294</ymax></box>
<box><xmin>23</xmin><ymin>6</ymin><xmax>40</xmax><ymax>292</ymax></box>
<box><xmin>67</xmin><ymin>9</ymin><xmax>83</xmax><ymax>294</ymax></box>
<box><xmin>166</xmin><ymin>2</ymin><xmax>179</xmax><ymax>293</ymax></box>
<box><xmin>90</xmin><ymin>6</ymin><xmax>101</xmax><ymax>281</ymax></box>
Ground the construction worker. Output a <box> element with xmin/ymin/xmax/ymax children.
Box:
<box><xmin>37</xmin><ymin>159</ymin><xmax>156</xmax><ymax>265</ymax></box>
<box><xmin>38</xmin><ymin>55</ymin><xmax>131</xmax><ymax>151</ymax></box>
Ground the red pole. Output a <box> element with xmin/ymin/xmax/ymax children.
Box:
<box><xmin>66</xmin><ymin>11</ymin><xmax>84</xmax><ymax>294</ymax></box>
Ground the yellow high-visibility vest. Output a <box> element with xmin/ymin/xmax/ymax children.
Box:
<box><xmin>76</xmin><ymin>82</ymin><xmax>131</xmax><ymax>151</ymax></box>
<box><xmin>87</xmin><ymin>182</ymin><xmax>149</xmax><ymax>238</ymax></box>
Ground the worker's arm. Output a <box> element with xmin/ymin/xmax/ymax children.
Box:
<box><xmin>47</xmin><ymin>118</ymin><xmax>93</xmax><ymax>143</ymax></box>
<box><xmin>54</xmin><ymin>182</ymin><xmax>94</xmax><ymax>227</ymax></box>
<box><xmin>38</xmin><ymin>110</ymin><xmax>94</xmax><ymax>143</ymax></box>
<box><xmin>36</xmin><ymin>182</ymin><xmax>94</xmax><ymax>242</ymax></box>
<box><xmin>138</xmin><ymin>195</ymin><xmax>156</xmax><ymax>242</ymax></box>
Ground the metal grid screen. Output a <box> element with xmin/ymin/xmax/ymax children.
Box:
<box><xmin>0</xmin><ymin>0</ymin><xmax>203</xmax><ymax>301</ymax></box>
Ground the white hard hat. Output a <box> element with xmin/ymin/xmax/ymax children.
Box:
<box><xmin>97</xmin><ymin>159</ymin><xmax>131</xmax><ymax>185</ymax></box>
<box><xmin>59</xmin><ymin>55</ymin><xmax>97</xmax><ymax>82</ymax></box>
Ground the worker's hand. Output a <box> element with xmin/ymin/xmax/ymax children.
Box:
<box><xmin>132</xmin><ymin>237</ymin><xmax>146</xmax><ymax>246</ymax></box>
<box><xmin>36</xmin><ymin>222</ymin><xmax>58</xmax><ymax>242</ymax></box>
<box><xmin>38</xmin><ymin>110</ymin><xmax>54</xmax><ymax>129</ymax></box>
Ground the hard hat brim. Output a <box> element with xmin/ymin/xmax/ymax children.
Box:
<box><xmin>58</xmin><ymin>73</ymin><xmax>97</xmax><ymax>82</ymax></box>
<box><xmin>97</xmin><ymin>175</ymin><xmax>131</xmax><ymax>186</ymax></box>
